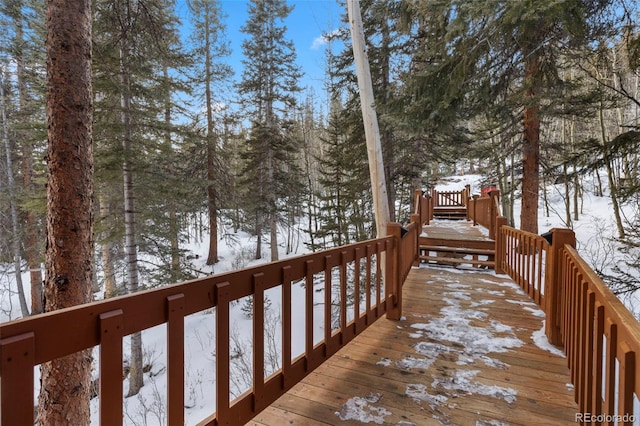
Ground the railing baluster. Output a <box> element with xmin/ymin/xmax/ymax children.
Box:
<box><xmin>365</xmin><ymin>244</ymin><xmax>372</xmax><ymax>325</ymax></box>
<box><xmin>603</xmin><ymin>319</ymin><xmax>617</xmax><ymax>420</ymax></box>
<box><xmin>282</xmin><ymin>266</ymin><xmax>292</xmax><ymax>388</ymax></box>
<box><xmin>0</xmin><ymin>332</ymin><xmax>35</xmax><ymax>426</ymax></box>
<box><xmin>583</xmin><ymin>290</ymin><xmax>596</xmax><ymax>414</ymax></box>
<box><xmin>215</xmin><ymin>282</ymin><xmax>231</xmax><ymax>425</ymax></box>
<box><xmin>323</xmin><ymin>255</ymin><xmax>332</xmax><ymax>356</ymax></box>
<box><xmin>618</xmin><ymin>343</ymin><xmax>635</xmax><ymax>425</ymax></box>
<box><xmin>353</xmin><ymin>247</ymin><xmax>361</xmax><ymax>333</ymax></box>
<box><xmin>166</xmin><ymin>294</ymin><xmax>185</xmax><ymax>426</ymax></box>
<box><xmin>592</xmin><ymin>302</ymin><xmax>605</xmax><ymax>417</ymax></box>
<box><xmin>375</xmin><ymin>242</ymin><xmax>383</xmax><ymax>315</ymax></box>
<box><xmin>252</xmin><ymin>273</ymin><xmax>265</xmax><ymax>411</ymax></box>
<box><xmin>99</xmin><ymin>310</ymin><xmax>124</xmax><ymax>425</ymax></box>
<box><xmin>340</xmin><ymin>251</ymin><xmax>348</xmax><ymax>343</ymax></box>
<box><xmin>305</xmin><ymin>260</ymin><xmax>314</xmax><ymax>371</ymax></box>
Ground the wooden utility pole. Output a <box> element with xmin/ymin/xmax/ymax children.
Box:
<box><xmin>347</xmin><ymin>0</ymin><xmax>390</xmax><ymax>238</ymax></box>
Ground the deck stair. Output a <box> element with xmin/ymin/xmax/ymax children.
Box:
<box><xmin>432</xmin><ymin>206</ymin><xmax>467</xmax><ymax>220</ymax></box>
<box><xmin>418</xmin><ymin>216</ymin><xmax>496</xmax><ymax>268</ymax></box>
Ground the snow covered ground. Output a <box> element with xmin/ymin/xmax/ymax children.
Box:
<box><xmin>0</xmin><ymin>173</ymin><xmax>636</xmax><ymax>425</ymax></box>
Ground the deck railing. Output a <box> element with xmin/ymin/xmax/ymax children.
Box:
<box><xmin>467</xmin><ymin>190</ymin><xmax>504</xmax><ymax>240</ymax></box>
<box><xmin>0</xmin><ymin>222</ymin><xmax>417</xmax><ymax>425</ymax></box>
<box><xmin>431</xmin><ymin>185</ymin><xmax>469</xmax><ymax>208</ymax></box>
<box><xmin>497</xmin><ymin>225</ymin><xmax>640</xmax><ymax>423</ymax></box>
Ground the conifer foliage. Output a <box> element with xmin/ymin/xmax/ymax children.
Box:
<box><xmin>237</xmin><ymin>0</ymin><xmax>302</xmax><ymax>261</ymax></box>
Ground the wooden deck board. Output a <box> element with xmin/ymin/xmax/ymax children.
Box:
<box><xmin>259</xmin><ymin>263</ymin><xmax>578</xmax><ymax>425</ymax></box>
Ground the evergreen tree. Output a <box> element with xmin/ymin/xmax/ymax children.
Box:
<box><xmin>188</xmin><ymin>0</ymin><xmax>232</xmax><ymax>265</ymax></box>
<box><xmin>237</xmin><ymin>0</ymin><xmax>302</xmax><ymax>261</ymax></box>
<box><xmin>398</xmin><ymin>0</ymin><xmax>617</xmax><ymax>233</ymax></box>
<box><xmin>93</xmin><ymin>0</ymin><xmax>193</xmax><ymax>396</ymax></box>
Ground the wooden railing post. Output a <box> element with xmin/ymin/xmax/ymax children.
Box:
<box><xmin>413</xmin><ymin>189</ymin><xmax>422</xmax><ymax>216</ymax></box>
<box><xmin>385</xmin><ymin>222</ymin><xmax>402</xmax><ymax>321</ymax></box>
<box><xmin>471</xmin><ymin>195</ymin><xmax>479</xmax><ymax>226</ymax></box>
<box><xmin>411</xmin><ymin>213</ymin><xmax>421</xmax><ymax>267</ymax></box>
<box><xmin>488</xmin><ymin>190</ymin><xmax>500</xmax><ymax>240</ymax></box>
<box><xmin>494</xmin><ymin>216</ymin><xmax>507</xmax><ymax>275</ymax></box>
<box><xmin>464</xmin><ymin>184</ymin><xmax>470</xmax><ymax>207</ymax></box>
<box><xmin>545</xmin><ymin>228</ymin><xmax>576</xmax><ymax>347</ymax></box>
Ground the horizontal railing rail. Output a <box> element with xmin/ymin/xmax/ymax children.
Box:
<box><xmin>1</xmin><ymin>224</ymin><xmax>417</xmax><ymax>425</ymax></box>
<box><xmin>497</xmin><ymin>225</ymin><xmax>640</xmax><ymax>423</ymax></box>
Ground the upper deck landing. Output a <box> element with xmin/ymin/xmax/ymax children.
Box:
<box><xmin>253</xmin><ymin>265</ymin><xmax>578</xmax><ymax>425</ymax></box>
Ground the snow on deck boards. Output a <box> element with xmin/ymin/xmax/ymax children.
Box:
<box><xmin>421</xmin><ymin>219</ymin><xmax>493</xmax><ymax>241</ymax></box>
<box><xmin>251</xmin><ymin>266</ymin><xmax>577</xmax><ymax>426</ymax></box>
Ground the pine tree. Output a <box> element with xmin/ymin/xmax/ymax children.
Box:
<box><xmin>93</xmin><ymin>0</ymin><xmax>193</xmax><ymax>396</ymax></box>
<box><xmin>399</xmin><ymin>0</ymin><xmax>618</xmax><ymax>233</ymax></box>
<box><xmin>237</xmin><ymin>0</ymin><xmax>302</xmax><ymax>261</ymax></box>
<box><xmin>188</xmin><ymin>0</ymin><xmax>232</xmax><ymax>265</ymax></box>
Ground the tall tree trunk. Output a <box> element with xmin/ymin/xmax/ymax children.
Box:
<box><xmin>38</xmin><ymin>0</ymin><xmax>93</xmax><ymax>423</ymax></box>
<box><xmin>0</xmin><ymin>66</ymin><xmax>30</xmax><ymax>318</ymax></box>
<box><xmin>163</xmin><ymin>66</ymin><xmax>180</xmax><ymax>281</ymax></box>
<box><xmin>98</xmin><ymin>189</ymin><xmax>117</xmax><ymax>298</ymax></box>
<box><xmin>205</xmin><ymin>17</ymin><xmax>219</xmax><ymax>265</ymax></box>
<box><xmin>120</xmin><ymin>42</ymin><xmax>144</xmax><ymax>397</ymax></box>
<box><xmin>520</xmin><ymin>55</ymin><xmax>541</xmax><ymax>234</ymax></box>
<box><xmin>15</xmin><ymin>13</ymin><xmax>43</xmax><ymax>314</ymax></box>
<box><xmin>599</xmin><ymin>102</ymin><xmax>625</xmax><ymax>239</ymax></box>
<box><xmin>347</xmin><ymin>0</ymin><xmax>390</xmax><ymax>238</ymax></box>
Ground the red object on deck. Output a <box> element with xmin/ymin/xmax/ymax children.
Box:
<box><xmin>481</xmin><ymin>185</ymin><xmax>497</xmax><ymax>197</ymax></box>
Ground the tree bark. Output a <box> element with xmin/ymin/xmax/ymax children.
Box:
<box><xmin>38</xmin><ymin>0</ymin><xmax>93</xmax><ymax>423</ymax></box>
<box><xmin>520</xmin><ymin>55</ymin><xmax>541</xmax><ymax>234</ymax></box>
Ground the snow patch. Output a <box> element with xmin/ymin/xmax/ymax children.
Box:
<box><xmin>532</xmin><ymin>320</ymin><xmax>566</xmax><ymax>357</ymax></box>
<box><xmin>335</xmin><ymin>393</ymin><xmax>391</xmax><ymax>424</ymax></box>
<box><xmin>432</xmin><ymin>369</ymin><xmax>517</xmax><ymax>404</ymax></box>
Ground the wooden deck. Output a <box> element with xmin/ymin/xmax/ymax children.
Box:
<box><xmin>251</xmin><ymin>230</ymin><xmax>578</xmax><ymax>425</ymax></box>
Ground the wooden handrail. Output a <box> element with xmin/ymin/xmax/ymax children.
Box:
<box><xmin>562</xmin><ymin>245</ymin><xmax>640</xmax><ymax>421</ymax></box>
<box><xmin>0</xmin><ymin>223</ymin><xmax>418</xmax><ymax>425</ymax></box>
<box><xmin>497</xmin><ymin>225</ymin><xmax>640</xmax><ymax>423</ymax></box>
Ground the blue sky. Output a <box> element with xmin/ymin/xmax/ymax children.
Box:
<box><xmin>176</xmin><ymin>0</ymin><xmax>345</xmax><ymax>106</ymax></box>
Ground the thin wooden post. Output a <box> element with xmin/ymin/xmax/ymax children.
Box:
<box><xmin>464</xmin><ymin>184</ymin><xmax>471</xmax><ymax>207</ymax></box>
<box><xmin>472</xmin><ymin>195</ymin><xmax>479</xmax><ymax>226</ymax></box>
<box><xmin>545</xmin><ymin>228</ymin><xmax>576</xmax><ymax>346</ymax></box>
<box><xmin>385</xmin><ymin>223</ymin><xmax>402</xmax><ymax>320</ymax></box>
<box><xmin>488</xmin><ymin>190</ymin><xmax>500</xmax><ymax>240</ymax></box>
<box><xmin>494</xmin><ymin>216</ymin><xmax>507</xmax><ymax>275</ymax></box>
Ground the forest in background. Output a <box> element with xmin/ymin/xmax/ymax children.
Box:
<box><xmin>1</xmin><ymin>0</ymin><xmax>640</xmax><ymax>422</ymax></box>
<box><xmin>1</xmin><ymin>0</ymin><xmax>640</xmax><ymax>362</ymax></box>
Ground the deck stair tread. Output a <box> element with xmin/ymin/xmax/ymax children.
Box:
<box><xmin>420</xmin><ymin>255</ymin><xmax>495</xmax><ymax>267</ymax></box>
<box><xmin>420</xmin><ymin>245</ymin><xmax>495</xmax><ymax>256</ymax></box>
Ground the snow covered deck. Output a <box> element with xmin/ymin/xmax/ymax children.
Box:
<box><xmin>252</xmin><ymin>266</ymin><xmax>578</xmax><ymax>425</ymax></box>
